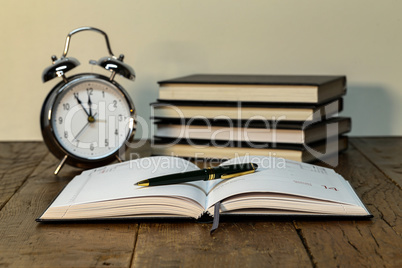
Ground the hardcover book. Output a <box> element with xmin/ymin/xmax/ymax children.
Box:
<box><xmin>151</xmin><ymin>98</ymin><xmax>343</xmax><ymax>122</ymax></box>
<box><xmin>158</xmin><ymin>74</ymin><xmax>346</xmax><ymax>104</ymax></box>
<box><xmin>153</xmin><ymin>117</ymin><xmax>351</xmax><ymax>145</ymax></box>
<box><xmin>37</xmin><ymin>155</ymin><xmax>371</xmax><ymax>222</ymax></box>
<box><xmin>152</xmin><ymin>136</ymin><xmax>349</xmax><ymax>163</ymax></box>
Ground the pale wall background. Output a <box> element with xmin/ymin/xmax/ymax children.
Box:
<box><xmin>0</xmin><ymin>0</ymin><xmax>400</xmax><ymax>140</ymax></box>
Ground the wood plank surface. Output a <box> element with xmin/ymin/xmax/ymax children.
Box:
<box><xmin>132</xmin><ymin>221</ymin><xmax>312</xmax><ymax>267</ymax></box>
<box><xmin>295</xmin><ymin>142</ymin><xmax>402</xmax><ymax>267</ymax></box>
<box><xmin>0</xmin><ymin>151</ymin><xmax>139</xmax><ymax>267</ymax></box>
<box><xmin>0</xmin><ymin>142</ymin><xmax>48</xmax><ymax>210</ymax></box>
<box><xmin>130</xmin><ymin>143</ymin><xmax>312</xmax><ymax>267</ymax></box>
<box><xmin>0</xmin><ymin>139</ymin><xmax>401</xmax><ymax>267</ymax></box>
<box><xmin>351</xmin><ymin>137</ymin><xmax>402</xmax><ymax>189</ymax></box>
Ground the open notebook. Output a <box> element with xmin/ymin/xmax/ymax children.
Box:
<box><xmin>37</xmin><ymin>156</ymin><xmax>371</xmax><ymax>222</ymax></box>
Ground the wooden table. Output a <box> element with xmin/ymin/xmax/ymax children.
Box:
<box><xmin>0</xmin><ymin>138</ymin><xmax>401</xmax><ymax>267</ymax></box>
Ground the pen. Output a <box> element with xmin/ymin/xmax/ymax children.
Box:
<box><xmin>135</xmin><ymin>163</ymin><xmax>258</xmax><ymax>187</ymax></box>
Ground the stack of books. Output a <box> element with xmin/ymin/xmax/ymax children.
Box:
<box><xmin>151</xmin><ymin>74</ymin><xmax>350</xmax><ymax>163</ymax></box>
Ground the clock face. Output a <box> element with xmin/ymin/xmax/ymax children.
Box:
<box><xmin>49</xmin><ymin>76</ymin><xmax>135</xmax><ymax>161</ymax></box>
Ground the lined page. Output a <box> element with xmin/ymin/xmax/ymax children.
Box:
<box><xmin>50</xmin><ymin>156</ymin><xmax>207</xmax><ymax>209</ymax></box>
<box><xmin>206</xmin><ymin>156</ymin><xmax>363</xmax><ymax>209</ymax></box>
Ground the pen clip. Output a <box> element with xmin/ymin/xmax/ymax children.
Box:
<box><xmin>220</xmin><ymin>169</ymin><xmax>255</xmax><ymax>179</ymax></box>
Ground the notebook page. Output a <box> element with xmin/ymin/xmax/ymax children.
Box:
<box><xmin>206</xmin><ymin>156</ymin><xmax>362</xmax><ymax>209</ymax></box>
<box><xmin>50</xmin><ymin>156</ymin><xmax>207</xmax><ymax>209</ymax></box>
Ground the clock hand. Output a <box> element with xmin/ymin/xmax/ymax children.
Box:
<box><xmin>73</xmin><ymin>92</ymin><xmax>90</xmax><ymax>117</ymax></box>
<box><xmin>72</xmin><ymin>112</ymin><xmax>98</xmax><ymax>142</ymax></box>
<box><xmin>87</xmin><ymin>90</ymin><xmax>93</xmax><ymax>117</ymax></box>
<box><xmin>72</xmin><ymin>122</ymin><xmax>90</xmax><ymax>143</ymax></box>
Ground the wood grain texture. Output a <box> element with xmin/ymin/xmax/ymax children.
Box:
<box><xmin>132</xmin><ymin>141</ymin><xmax>312</xmax><ymax>267</ymax></box>
<box><xmin>295</xmin><ymin>142</ymin><xmax>402</xmax><ymax>267</ymax></box>
<box><xmin>0</xmin><ymin>139</ymin><xmax>401</xmax><ymax>267</ymax></box>
<box><xmin>351</xmin><ymin>137</ymin><xmax>402</xmax><ymax>189</ymax></box>
<box><xmin>0</xmin><ymin>142</ymin><xmax>48</xmax><ymax>209</ymax></box>
<box><xmin>132</xmin><ymin>221</ymin><xmax>312</xmax><ymax>267</ymax></box>
<box><xmin>0</xmin><ymin>152</ymin><xmax>139</xmax><ymax>267</ymax></box>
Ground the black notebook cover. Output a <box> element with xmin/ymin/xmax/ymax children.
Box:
<box><xmin>158</xmin><ymin>74</ymin><xmax>346</xmax><ymax>87</ymax></box>
<box><xmin>152</xmin><ymin>135</ymin><xmax>349</xmax><ymax>151</ymax></box>
<box><xmin>152</xmin><ymin>98</ymin><xmax>344</xmax><ymax>109</ymax></box>
<box><xmin>153</xmin><ymin>116</ymin><xmax>351</xmax><ymax>131</ymax></box>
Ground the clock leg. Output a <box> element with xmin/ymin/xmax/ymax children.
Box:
<box><xmin>54</xmin><ymin>155</ymin><xmax>68</xmax><ymax>175</ymax></box>
<box><xmin>115</xmin><ymin>155</ymin><xmax>123</xmax><ymax>163</ymax></box>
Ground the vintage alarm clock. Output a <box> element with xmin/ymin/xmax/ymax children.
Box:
<box><xmin>41</xmin><ymin>27</ymin><xmax>136</xmax><ymax>175</ymax></box>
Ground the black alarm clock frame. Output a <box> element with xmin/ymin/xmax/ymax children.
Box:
<box><xmin>40</xmin><ymin>27</ymin><xmax>136</xmax><ymax>175</ymax></box>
